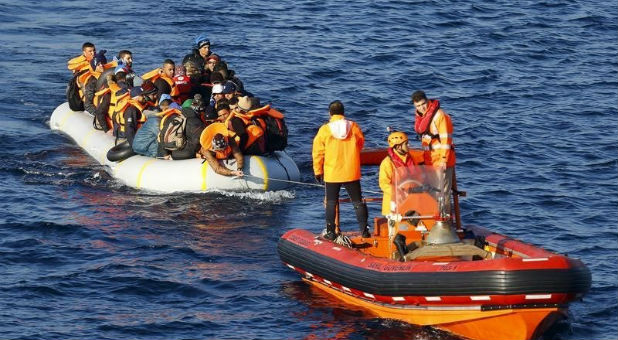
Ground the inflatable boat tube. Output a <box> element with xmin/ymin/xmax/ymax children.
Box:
<box><xmin>49</xmin><ymin>102</ymin><xmax>300</xmax><ymax>192</ymax></box>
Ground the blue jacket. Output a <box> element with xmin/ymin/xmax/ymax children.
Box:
<box><xmin>132</xmin><ymin>117</ymin><xmax>160</xmax><ymax>157</ymax></box>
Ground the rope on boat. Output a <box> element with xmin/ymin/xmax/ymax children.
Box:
<box><xmin>243</xmin><ymin>174</ymin><xmax>383</xmax><ymax>195</ymax></box>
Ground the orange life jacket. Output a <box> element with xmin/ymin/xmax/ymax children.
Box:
<box><xmin>77</xmin><ymin>61</ymin><xmax>117</xmax><ymax>103</ymax></box>
<box><xmin>67</xmin><ymin>55</ymin><xmax>90</xmax><ymax>73</ymax></box>
<box><xmin>225</xmin><ymin>111</ymin><xmax>265</xmax><ymax>151</ymax></box>
<box><xmin>200</xmin><ymin>122</ymin><xmax>233</xmax><ymax>160</ymax></box>
<box><xmin>113</xmin><ymin>97</ymin><xmax>146</xmax><ymax>135</ymax></box>
<box><xmin>142</xmin><ymin>68</ymin><xmax>179</xmax><ymax>97</ymax></box>
<box><xmin>157</xmin><ymin>108</ymin><xmax>183</xmax><ymax>120</ymax></box>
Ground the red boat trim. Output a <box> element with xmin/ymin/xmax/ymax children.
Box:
<box><xmin>278</xmin><ymin>229</ymin><xmax>591</xmax><ymax>306</ymax></box>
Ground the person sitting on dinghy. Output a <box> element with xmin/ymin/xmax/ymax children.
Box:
<box><xmin>79</xmin><ymin>50</ymin><xmax>118</xmax><ymax>117</ymax></box>
<box><xmin>160</xmin><ymin>94</ymin><xmax>207</xmax><ymax>160</ymax></box>
<box><xmin>198</xmin><ymin>122</ymin><xmax>244</xmax><ymax>177</ymax></box>
<box><xmin>113</xmin><ymin>81</ymin><xmax>157</xmax><ymax>146</ymax></box>
<box><xmin>183</xmin><ymin>35</ymin><xmax>212</xmax><ymax>73</ymax></box>
<box><xmin>115</xmin><ymin>50</ymin><xmax>138</xmax><ymax>87</ymax></box>
<box><xmin>142</xmin><ymin>59</ymin><xmax>179</xmax><ymax>103</ymax></box>
<box><xmin>133</xmin><ymin>96</ymin><xmax>180</xmax><ymax>158</ymax></box>
<box><xmin>67</xmin><ymin>42</ymin><xmax>96</xmax><ymax>74</ymax></box>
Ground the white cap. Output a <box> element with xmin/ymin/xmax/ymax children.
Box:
<box><xmin>212</xmin><ymin>83</ymin><xmax>224</xmax><ymax>94</ymax></box>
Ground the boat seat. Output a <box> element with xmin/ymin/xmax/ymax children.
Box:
<box><xmin>405</xmin><ymin>242</ymin><xmax>492</xmax><ymax>261</ymax></box>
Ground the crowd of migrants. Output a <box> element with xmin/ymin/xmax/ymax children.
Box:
<box><xmin>66</xmin><ymin>36</ymin><xmax>288</xmax><ymax>177</ymax></box>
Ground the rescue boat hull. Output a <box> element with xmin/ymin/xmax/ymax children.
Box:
<box><xmin>306</xmin><ymin>278</ymin><xmax>565</xmax><ymax>340</ymax></box>
<box><xmin>50</xmin><ymin>102</ymin><xmax>300</xmax><ymax>192</ymax></box>
<box><xmin>278</xmin><ymin>226</ymin><xmax>590</xmax><ymax>340</ymax></box>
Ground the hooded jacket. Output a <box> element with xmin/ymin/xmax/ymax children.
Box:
<box><xmin>312</xmin><ymin>114</ymin><xmax>364</xmax><ymax>183</ymax></box>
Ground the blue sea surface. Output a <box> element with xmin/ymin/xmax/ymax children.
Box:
<box><xmin>0</xmin><ymin>1</ymin><xmax>616</xmax><ymax>339</ymax></box>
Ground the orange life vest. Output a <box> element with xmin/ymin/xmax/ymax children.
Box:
<box><xmin>113</xmin><ymin>97</ymin><xmax>146</xmax><ymax>135</ymax></box>
<box><xmin>200</xmin><ymin>122</ymin><xmax>232</xmax><ymax>160</ymax></box>
<box><xmin>77</xmin><ymin>61</ymin><xmax>117</xmax><ymax>103</ymax></box>
<box><xmin>67</xmin><ymin>55</ymin><xmax>90</xmax><ymax>73</ymax></box>
<box><xmin>142</xmin><ymin>68</ymin><xmax>179</xmax><ymax>97</ymax></box>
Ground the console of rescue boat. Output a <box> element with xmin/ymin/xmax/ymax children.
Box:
<box><xmin>278</xmin><ymin>158</ymin><xmax>591</xmax><ymax>340</ymax></box>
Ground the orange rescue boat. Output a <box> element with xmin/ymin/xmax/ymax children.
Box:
<box><xmin>278</xmin><ymin>163</ymin><xmax>590</xmax><ymax>340</ymax></box>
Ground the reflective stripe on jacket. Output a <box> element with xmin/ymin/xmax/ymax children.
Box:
<box><xmin>420</xmin><ymin>109</ymin><xmax>456</xmax><ymax>167</ymax></box>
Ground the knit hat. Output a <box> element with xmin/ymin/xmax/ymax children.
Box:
<box><xmin>90</xmin><ymin>50</ymin><xmax>107</xmax><ymax>70</ymax></box>
<box><xmin>140</xmin><ymin>80</ymin><xmax>157</xmax><ymax>95</ymax></box>
<box><xmin>130</xmin><ymin>80</ymin><xmax>156</xmax><ymax>98</ymax></box>
<box><xmin>195</xmin><ymin>34</ymin><xmax>210</xmax><ymax>49</ymax></box>
<box><xmin>206</xmin><ymin>54</ymin><xmax>220</xmax><ymax>62</ymax></box>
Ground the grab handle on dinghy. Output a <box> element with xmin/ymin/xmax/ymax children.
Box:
<box><xmin>107</xmin><ymin>140</ymin><xmax>136</xmax><ymax>162</ymax></box>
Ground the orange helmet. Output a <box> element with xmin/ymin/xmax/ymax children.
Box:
<box><xmin>388</xmin><ymin>131</ymin><xmax>408</xmax><ymax>148</ymax></box>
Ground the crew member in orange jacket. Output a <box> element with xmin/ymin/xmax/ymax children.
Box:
<box><xmin>378</xmin><ymin>131</ymin><xmax>424</xmax><ymax>216</ymax></box>
<box><xmin>312</xmin><ymin>100</ymin><xmax>369</xmax><ymax>241</ymax></box>
<box><xmin>411</xmin><ymin>90</ymin><xmax>456</xmax><ymax>216</ymax></box>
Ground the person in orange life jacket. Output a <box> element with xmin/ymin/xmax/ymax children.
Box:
<box><xmin>165</xmin><ymin>94</ymin><xmax>207</xmax><ymax>160</ymax></box>
<box><xmin>81</xmin><ymin>50</ymin><xmax>108</xmax><ymax>116</ymax></box>
<box><xmin>198</xmin><ymin>125</ymin><xmax>244</xmax><ymax>177</ymax></box>
<box><xmin>116</xmin><ymin>81</ymin><xmax>157</xmax><ymax>146</ymax></box>
<box><xmin>227</xmin><ymin>96</ymin><xmax>254</xmax><ymax>152</ymax></box>
<box><xmin>312</xmin><ymin>100</ymin><xmax>370</xmax><ymax>240</ymax></box>
<box><xmin>411</xmin><ymin>90</ymin><xmax>456</xmax><ymax>217</ymax></box>
<box><xmin>143</xmin><ymin>59</ymin><xmax>177</xmax><ymax>102</ymax></box>
<box><xmin>182</xmin><ymin>35</ymin><xmax>211</xmax><ymax>73</ymax></box>
<box><xmin>92</xmin><ymin>67</ymin><xmax>118</xmax><ymax>132</ymax></box>
<box><xmin>68</xmin><ymin>42</ymin><xmax>96</xmax><ymax>73</ymax></box>
<box><xmin>218</xmin><ymin>97</ymin><xmax>264</xmax><ymax>155</ymax></box>
<box><xmin>378</xmin><ymin>131</ymin><xmax>425</xmax><ymax>216</ymax></box>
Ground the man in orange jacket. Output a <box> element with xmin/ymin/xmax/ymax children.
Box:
<box><xmin>312</xmin><ymin>100</ymin><xmax>369</xmax><ymax>240</ymax></box>
<box><xmin>412</xmin><ymin>90</ymin><xmax>456</xmax><ymax>217</ymax></box>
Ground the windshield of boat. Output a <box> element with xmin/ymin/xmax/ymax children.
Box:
<box><xmin>391</xmin><ymin>164</ymin><xmax>447</xmax><ymax>224</ymax></box>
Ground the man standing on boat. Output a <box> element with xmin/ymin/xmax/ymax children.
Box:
<box><xmin>312</xmin><ymin>100</ymin><xmax>370</xmax><ymax>241</ymax></box>
<box><xmin>411</xmin><ymin>90</ymin><xmax>456</xmax><ymax>217</ymax></box>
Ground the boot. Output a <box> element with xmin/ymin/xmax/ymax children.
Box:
<box><xmin>361</xmin><ymin>225</ymin><xmax>371</xmax><ymax>238</ymax></box>
<box><xmin>323</xmin><ymin>223</ymin><xmax>337</xmax><ymax>241</ymax></box>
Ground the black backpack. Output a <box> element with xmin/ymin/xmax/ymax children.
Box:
<box><xmin>261</xmin><ymin>115</ymin><xmax>288</xmax><ymax>152</ymax></box>
<box><xmin>66</xmin><ymin>72</ymin><xmax>84</xmax><ymax>111</ymax></box>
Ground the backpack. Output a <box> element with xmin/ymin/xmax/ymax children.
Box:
<box><xmin>158</xmin><ymin>112</ymin><xmax>187</xmax><ymax>151</ymax></box>
<box><xmin>66</xmin><ymin>73</ymin><xmax>84</xmax><ymax>111</ymax></box>
<box><xmin>261</xmin><ymin>115</ymin><xmax>288</xmax><ymax>152</ymax></box>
